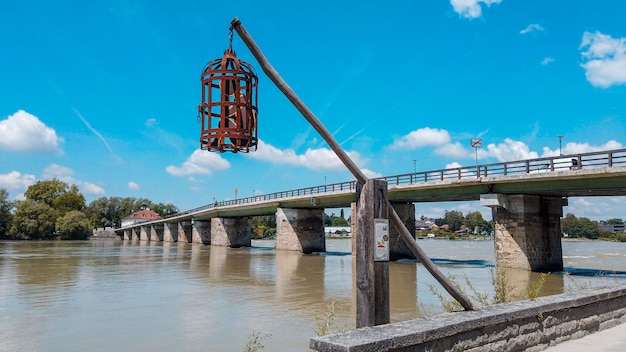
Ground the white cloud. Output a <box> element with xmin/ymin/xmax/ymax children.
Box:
<box><xmin>450</xmin><ymin>0</ymin><xmax>502</xmax><ymax>19</ymax></box>
<box><xmin>80</xmin><ymin>182</ymin><xmax>105</xmax><ymax>195</ymax></box>
<box><xmin>42</xmin><ymin>164</ymin><xmax>74</xmax><ymax>183</ymax></box>
<box><xmin>541</xmin><ymin>140</ymin><xmax>623</xmax><ymax>156</ymax></box>
<box><xmin>566</xmin><ymin>196</ymin><xmax>626</xmax><ymax>221</ymax></box>
<box><xmin>128</xmin><ymin>181</ymin><xmax>140</xmax><ymax>190</ymax></box>
<box><xmin>520</xmin><ymin>24</ymin><xmax>544</xmax><ymax>35</ymax></box>
<box><xmin>579</xmin><ymin>31</ymin><xmax>626</xmax><ymax>88</ymax></box>
<box><xmin>486</xmin><ymin>138</ymin><xmax>539</xmax><ymax>162</ymax></box>
<box><xmin>41</xmin><ymin>163</ymin><xmax>105</xmax><ymax>195</ymax></box>
<box><xmin>362</xmin><ymin>169</ymin><xmax>383</xmax><ymax>178</ymax></box>
<box><xmin>248</xmin><ymin>139</ymin><xmax>369</xmax><ymax>171</ymax></box>
<box><xmin>0</xmin><ymin>171</ymin><xmax>36</xmax><ymax>190</ymax></box>
<box><xmin>445</xmin><ymin>162</ymin><xmax>463</xmax><ymax>169</ymax></box>
<box><xmin>435</xmin><ymin>142</ymin><xmax>469</xmax><ymax>158</ymax></box>
<box><xmin>166</xmin><ymin>149</ymin><xmax>230</xmax><ymax>176</ymax></box>
<box><xmin>0</xmin><ymin>110</ymin><xmax>63</xmax><ymax>154</ymax></box>
<box><xmin>389</xmin><ymin>127</ymin><xmax>451</xmax><ymax>150</ymax></box>
<box><xmin>540</xmin><ymin>57</ymin><xmax>555</xmax><ymax>65</ymax></box>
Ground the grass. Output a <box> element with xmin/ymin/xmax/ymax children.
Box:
<box><xmin>243</xmin><ymin>331</ymin><xmax>271</xmax><ymax>352</ymax></box>
<box><xmin>429</xmin><ymin>268</ymin><xmax>551</xmax><ymax>312</ymax></box>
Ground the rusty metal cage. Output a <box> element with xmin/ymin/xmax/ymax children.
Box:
<box><xmin>198</xmin><ymin>36</ymin><xmax>258</xmax><ymax>153</ymax></box>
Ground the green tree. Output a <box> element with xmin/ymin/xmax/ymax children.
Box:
<box><xmin>561</xmin><ymin>213</ymin><xmax>600</xmax><ymax>239</ymax></box>
<box><xmin>0</xmin><ymin>189</ymin><xmax>15</xmax><ymax>237</ymax></box>
<box><xmin>56</xmin><ymin>210</ymin><xmax>92</xmax><ymax>240</ymax></box>
<box><xmin>24</xmin><ymin>179</ymin><xmax>69</xmax><ymax>207</ymax></box>
<box><xmin>440</xmin><ymin>210</ymin><xmax>464</xmax><ymax>232</ymax></box>
<box><xmin>606</xmin><ymin>218</ymin><xmax>624</xmax><ymax>225</ymax></box>
<box><xmin>331</xmin><ymin>217</ymin><xmax>349</xmax><ymax>226</ymax></box>
<box><xmin>53</xmin><ymin>184</ymin><xmax>86</xmax><ymax>215</ymax></box>
<box><xmin>561</xmin><ymin>213</ymin><xmax>579</xmax><ymax>237</ymax></box>
<box><xmin>9</xmin><ymin>199</ymin><xmax>56</xmax><ymax>240</ymax></box>
<box><xmin>463</xmin><ymin>211</ymin><xmax>490</xmax><ymax>234</ymax></box>
<box><xmin>151</xmin><ymin>202</ymin><xmax>179</xmax><ymax>217</ymax></box>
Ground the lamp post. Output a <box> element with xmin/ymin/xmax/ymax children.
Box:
<box><xmin>470</xmin><ymin>139</ymin><xmax>482</xmax><ymax>177</ymax></box>
<box><xmin>557</xmin><ymin>135</ymin><xmax>564</xmax><ymax>156</ymax></box>
<box><xmin>413</xmin><ymin>159</ymin><xmax>416</xmax><ymax>173</ymax></box>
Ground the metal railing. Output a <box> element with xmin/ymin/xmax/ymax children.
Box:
<box><xmin>163</xmin><ymin>148</ymin><xmax>626</xmax><ymax>220</ymax></box>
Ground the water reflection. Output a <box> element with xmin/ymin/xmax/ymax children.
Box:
<box><xmin>1</xmin><ymin>239</ymin><xmax>625</xmax><ymax>351</ymax></box>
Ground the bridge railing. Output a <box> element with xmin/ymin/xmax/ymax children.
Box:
<box><xmin>163</xmin><ymin>148</ymin><xmax>626</xmax><ymax>220</ymax></box>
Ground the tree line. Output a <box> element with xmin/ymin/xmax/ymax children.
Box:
<box><xmin>0</xmin><ymin>179</ymin><xmax>178</xmax><ymax>240</ymax></box>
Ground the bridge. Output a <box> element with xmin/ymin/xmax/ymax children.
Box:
<box><xmin>117</xmin><ymin>148</ymin><xmax>626</xmax><ymax>272</ymax></box>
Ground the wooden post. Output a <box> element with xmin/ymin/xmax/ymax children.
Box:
<box><xmin>356</xmin><ymin>179</ymin><xmax>389</xmax><ymax>327</ymax></box>
<box><xmin>230</xmin><ymin>17</ymin><xmax>476</xmax><ymax>312</ymax></box>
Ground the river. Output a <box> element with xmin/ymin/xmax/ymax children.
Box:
<box><xmin>1</xmin><ymin>239</ymin><xmax>625</xmax><ymax>351</ymax></box>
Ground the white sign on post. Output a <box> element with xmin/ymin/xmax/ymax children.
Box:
<box><xmin>374</xmin><ymin>218</ymin><xmax>390</xmax><ymax>261</ymax></box>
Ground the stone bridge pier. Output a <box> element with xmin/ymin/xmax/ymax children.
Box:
<box><xmin>178</xmin><ymin>221</ymin><xmax>193</xmax><ymax>243</ymax></box>
<box><xmin>275</xmin><ymin>208</ymin><xmax>325</xmax><ymax>253</ymax></box>
<box><xmin>481</xmin><ymin>193</ymin><xmax>565</xmax><ymax>272</ymax></box>
<box><xmin>211</xmin><ymin>217</ymin><xmax>251</xmax><ymax>247</ymax></box>
<box><xmin>192</xmin><ymin>219</ymin><xmax>211</xmax><ymax>244</ymax></box>
<box><xmin>163</xmin><ymin>222</ymin><xmax>178</xmax><ymax>242</ymax></box>
<box><xmin>150</xmin><ymin>224</ymin><xmax>164</xmax><ymax>242</ymax></box>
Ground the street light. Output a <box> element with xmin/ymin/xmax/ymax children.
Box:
<box><xmin>413</xmin><ymin>159</ymin><xmax>417</xmax><ymax>173</ymax></box>
<box><xmin>557</xmin><ymin>135</ymin><xmax>564</xmax><ymax>156</ymax></box>
<box><xmin>470</xmin><ymin>139</ymin><xmax>482</xmax><ymax>177</ymax></box>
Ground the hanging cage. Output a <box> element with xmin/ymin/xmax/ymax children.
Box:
<box><xmin>198</xmin><ymin>32</ymin><xmax>258</xmax><ymax>153</ymax></box>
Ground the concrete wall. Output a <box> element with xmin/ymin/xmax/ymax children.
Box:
<box><xmin>310</xmin><ymin>284</ymin><xmax>626</xmax><ymax>352</ymax></box>
<box><xmin>275</xmin><ymin>208</ymin><xmax>325</xmax><ymax>253</ymax></box>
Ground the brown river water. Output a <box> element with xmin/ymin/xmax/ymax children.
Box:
<box><xmin>1</xmin><ymin>239</ymin><xmax>625</xmax><ymax>351</ymax></box>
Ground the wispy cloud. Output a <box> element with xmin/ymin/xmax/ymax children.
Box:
<box><xmin>73</xmin><ymin>108</ymin><xmax>114</xmax><ymax>154</ymax></box>
<box><xmin>450</xmin><ymin>0</ymin><xmax>502</xmax><ymax>19</ymax></box>
<box><xmin>540</xmin><ymin>57</ymin><xmax>555</xmax><ymax>65</ymax></box>
<box><xmin>128</xmin><ymin>181</ymin><xmax>140</xmax><ymax>190</ymax></box>
<box><xmin>579</xmin><ymin>31</ymin><xmax>626</xmax><ymax>88</ymax></box>
<box><xmin>520</xmin><ymin>23</ymin><xmax>544</xmax><ymax>35</ymax></box>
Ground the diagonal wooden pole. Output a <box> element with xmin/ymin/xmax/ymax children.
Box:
<box><xmin>230</xmin><ymin>17</ymin><xmax>476</xmax><ymax>312</ymax></box>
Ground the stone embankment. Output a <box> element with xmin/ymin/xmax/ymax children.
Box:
<box><xmin>310</xmin><ymin>284</ymin><xmax>626</xmax><ymax>352</ymax></box>
<box><xmin>91</xmin><ymin>230</ymin><xmax>120</xmax><ymax>239</ymax></box>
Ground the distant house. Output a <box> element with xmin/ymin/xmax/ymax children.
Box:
<box><xmin>121</xmin><ymin>209</ymin><xmax>161</xmax><ymax>227</ymax></box>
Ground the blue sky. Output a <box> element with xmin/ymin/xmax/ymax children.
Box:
<box><xmin>1</xmin><ymin>0</ymin><xmax>626</xmax><ymax>220</ymax></box>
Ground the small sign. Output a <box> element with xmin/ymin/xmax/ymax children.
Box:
<box><xmin>374</xmin><ymin>218</ymin><xmax>389</xmax><ymax>261</ymax></box>
<box><xmin>471</xmin><ymin>139</ymin><xmax>482</xmax><ymax>148</ymax></box>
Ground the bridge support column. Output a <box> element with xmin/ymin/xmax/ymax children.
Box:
<box><xmin>389</xmin><ymin>202</ymin><xmax>416</xmax><ymax>260</ymax></box>
<box><xmin>211</xmin><ymin>217</ymin><xmax>251</xmax><ymax>247</ymax></box>
<box><xmin>150</xmin><ymin>224</ymin><xmax>163</xmax><ymax>242</ymax></box>
<box><xmin>178</xmin><ymin>221</ymin><xmax>192</xmax><ymax>243</ymax></box>
<box><xmin>276</xmin><ymin>208</ymin><xmax>325</xmax><ymax>253</ymax></box>
<box><xmin>140</xmin><ymin>225</ymin><xmax>150</xmax><ymax>241</ymax></box>
<box><xmin>481</xmin><ymin>194</ymin><xmax>565</xmax><ymax>272</ymax></box>
<box><xmin>163</xmin><ymin>222</ymin><xmax>178</xmax><ymax>242</ymax></box>
<box><xmin>192</xmin><ymin>220</ymin><xmax>211</xmax><ymax>244</ymax></box>
<box><xmin>123</xmin><ymin>229</ymin><xmax>132</xmax><ymax>240</ymax></box>
<box><xmin>131</xmin><ymin>227</ymin><xmax>140</xmax><ymax>241</ymax></box>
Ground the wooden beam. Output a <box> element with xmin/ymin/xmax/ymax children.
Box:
<box><xmin>230</xmin><ymin>17</ymin><xmax>476</xmax><ymax>312</ymax></box>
